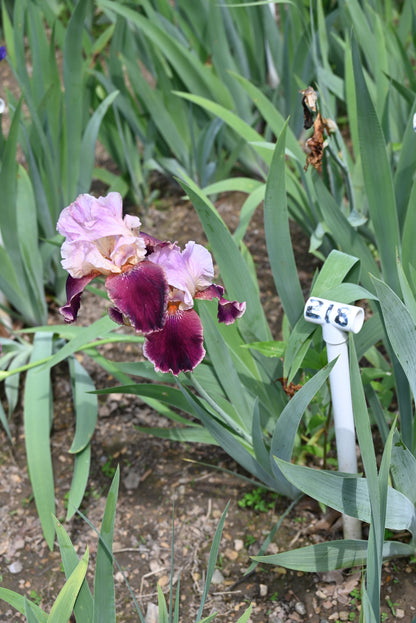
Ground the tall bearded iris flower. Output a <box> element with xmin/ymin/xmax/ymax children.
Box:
<box><xmin>57</xmin><ymin>192</ymin><xmax>246</xmax><ymax>375</ymax></box>
<box><xmin>142</xmin><ymin>241</ymin><xmax>246</xmax><ymax>374</ymax></box>
<box><xmin>57</xmin><ymin>192</ymin><xmax>169</xmax><ymax>334</ymax></box>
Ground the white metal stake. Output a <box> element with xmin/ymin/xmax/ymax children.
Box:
<box><xmin>304</xmin><ymin>297</ymin><xmax>364</xmax><ymax>540</ymax></box>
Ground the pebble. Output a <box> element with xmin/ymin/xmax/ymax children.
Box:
<box><xmin>338</xmin><ymin>612</ymin><xmax>349</xmax><ymax>621</ymax></box>
<box><xmin>211</xmin><ymin>568</ymin><xmax>225</xmax><ymax>585</ymax></box>
<box><xmin>259</xmin><ymin>583</ymin><xmax>268</xmax><ymax>596</ymax></box>
<box><xmin>8</xmin><ymin>561</ymin><xmax>23</xmax><ymax>574</ymax></box>
<box><xmin>396</xmin><ymin>609</ymin><xmax>405</xmax><ymax>619</ymax></box>
<box><xmin>124</xmin><ymin>469</ymin><xmax>141</xmax><ymax>490</ymax></box>
<box><xmin>234</xmin><ymin>538</ymin><xmax>244</xmax><ymax>552</ymax></box>
<box><xmin>295</xmin><ymin>601</ymin><xmax>306</xmax><ymax>615</ymax></box>
<box><xmin>145</xmin><ymin>603</ymin><xmax>158</xmax><ymax>623</ymax></box>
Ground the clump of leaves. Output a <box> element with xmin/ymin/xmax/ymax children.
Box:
<box><xmin>238</xmin><ymin>487</ymin><xmax>278</xmax><ymax>513</ymax></box>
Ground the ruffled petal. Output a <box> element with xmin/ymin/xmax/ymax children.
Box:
<box><xmin>105</xmin><ymin>262</ymin><xmax>169</xmax><ymax>334</ymax></box>
<box><xmin>181</xmin><ymin>241</ymin><xmax>214</xmax><ymax>291</ymax></box>
<box><xmin>61</xmin><ymin>239</ymin><xmax>122</xmax><ymax>278</ymax></box>
<box><xmin>140</xmin><ymin>231</ymin><xmax>165</xmax><ymax>254</ymax></box>
<box><xmin>57</xmin><ymin>193</ymin><xmax>146</xmax><ymax>277</ymax></box>
<box><xmin>143</xmin><ymin>308</ymin><xmax>205</xmax><ymax>375</ymax></box>
<box><xmin>217</xmin><ymin>298</ymin><xmax>246</xmax><ymax>325</ymax></box>
<box><xmin>59</xmin><ymin>273</ymin><xmax>98</xmax><ymax>322</ymax></box>
<box><xmin>148</xmin><ymin>241</ymin><xmax>214</xmax><ymax>308</ymax></box>
<box><xmin>195</xmin><ymin>284</ymin><xmax>246</xmax><ymax>325</ymax></box>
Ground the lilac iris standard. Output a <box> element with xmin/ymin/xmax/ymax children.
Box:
<box><xmin>57</xmin><ymin>192</ymin><xmax>246</xmax><ymax>375</ymax></box>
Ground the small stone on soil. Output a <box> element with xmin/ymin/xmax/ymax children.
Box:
<box><xmin>211</xmin><ymin>568</ymin><xmax>225</xmax><ymax>585</ymax></box>
<box><xmin>8</xmin><ymin>561</ymin><xmax>23</xmax><ymax>574</ymax></box>
<box><xmin>294</xmin><ymin>601</ymin><xmax>306</xmax><ymax>615</ymax></box>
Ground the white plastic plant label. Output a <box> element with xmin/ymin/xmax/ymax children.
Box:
<box><xmin>304</xmin><ymin>297</ymin><xmax>364</xmax><ymax>334</ymax></box>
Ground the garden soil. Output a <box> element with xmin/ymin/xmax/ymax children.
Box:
<box><xmin>1</xmin><ymin>56</ymin><xmax>416</xmax><ymax>623</ymax></box>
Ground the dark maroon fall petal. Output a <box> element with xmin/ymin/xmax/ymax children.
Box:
<box><xmin>195</xmin><ymin>284</ymin><xmax>246</xmax><ymax>325</ymax></box>
<box><xmin>105</xmin><ymin>261</ymin><xmax>169</xmax><ymax>334</ymax></box>
<box><xmin>107</xmin><ymin>306</ymin><xmax>125</xmax><ymax>326</ymax></box>
<box><xmin>59</xmin><ymin>273</ymin><xmax>98</xmax><ymax>322</ymax></box>
<box><xmin>195</xmin><ymin>284</ymin><xmax>225</xmax><ymax>301</ymax></box>
<box><xmin>217</xmin><ymin>299</ymin><xmax>246</xmax><ymax>325</ymax></box>
<box><xmin>143</xmin><ymin>308</ymin><xmax>205</xmax><ymax>375</ymax></box>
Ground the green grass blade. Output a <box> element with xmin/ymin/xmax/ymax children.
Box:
<box><xmin>54</xmin><ymin>516</ymin><xmax>94</xmax><ymax>621</ymax></box>
<box><xmin>0</xmin><ymin>99</ymin><xmax>25</xmax><ymax>271</ymax></box>
<box><xmin>25</xmin><ymin>598</ymin><xmax>42</xmax><ymax>623</ymax></box>
<box><xmin>66</xmin><ymin>444</ymin><xmax>91</xmax><ymax>522</ymax></box>
<box><xmin>199</xmin><ymin>306</ymin><xmax>252</xmax><ymax>431</ymax></box>
<box><xmin>401</xmin><ymin>174</ymin><xmax>416</xmax><ymax>285</ymax></box>
<box><xmin>5</xmin><ymin>349</ymin><xmax>30</xmax><ymax>417</ymax></box>
<box><xmin>120</xmin><ymin>54</ymin><xmax>190</xmax><ymax>166</ymax></box>
<box><xmin>253</xmin><ymin>539</ymin><xmax>413</xmax><ymax>572</ymax></box>
<box><xmin>230</xmin><ymin>71</ymin><xmax>304</xmax><ymax>161</ymax></box>
<box><xmin>394</xmin><ymin>102</ymin><xmax>416</xmax><ymax>226</ymax></box>
<box><xmin>313</xmin><ymin>174</ymin><xmax>380</xmax><ymax>290</ymax></box>
<box><xmin>235</xmin><ymin>604</ymin><xmax>253</xmax><ymax>623</ymax></box>
<box><xmin>95</xmin><ymin>383</ymin><xmax>195</xmax><ymax>416</ymax></box>
<box><xmin>156</xmin><ymin>583</ymin><xmax>168</xmax><ymax>623</ymax></box>
<box><xmin>174</xmin><ymin>91</ymin><xmax>269</xmax><ymax>170</ymax></box>
<box><xmin>271</xmin><ymin>360</ymin><xmax>336</xmax><ymax>461</ymax></box>
<box><xmin>43</xmin><ymin>315</ymin><xmax>116</xmax><ymax>371</ymax></box>
<box><xmin>24</xmin><ymin>332</ymin><xmax>55</xmax><ymax>549</ymax></box>
<box><xmin>371</xmin><ymin>276</ymin><xmax>416</xmax><ymax>399</ymax></box>
<box><xmin>264</xmin><ymin>122</ymin><xmax>305</xmax><ymax>328</ymax></box>
<box><xmin>48</xmin><ymin>548</ymin><xmax>89</xmax><ymax>623</ymax></box>
<box><xmin>68</xmin><ymin>357</ymin><xmax>98</xmax><ymax>453</ymax></box>
<box><xmin>0</xmin><ymin>401</ymin><xmax>12</xmax><ymax>442</ymax></box>
<box><xmin>391</xmin><ymin>431</ymin><xmax>416</xmax><ymax>504</ymax></box>
<box><xmin>352</xmin><ymin>38</ymin><xmax>400</xmax><ymax>292</ymax></box>
<box><xmin>233</xmin><ymin>183</ymin><xmax>265</xmax><ymax>245</ymax></box>
<box><xmin>196</xmin><ymin>502</ymin><xmax>230</xmax><ymax>622</ymax></box>
<box><xmin>366</xmin><ymin>418</ymin><xmax>396</xmax><ymax>617</ymax></box>
<box><xmin>0</xmin><ymin>589</ymin><xmax>47</xmax><ymax>622</ymax></box>
<box><xmin>273</xmin><ymin>458</ymin><xmax>415</xmax><ymax>532</ymax></box>
<box><xmin>371</xmin><ymin>276</ymin><xmax>416</xmax><ymax>449</ymax></box>
<box><xmin>63</xmin><ymin>0</ymin><xmax>88</xmax><ymax>202</ymax></box>
<box><xmin>252</xmin><ymin>399</ymin><xmax>271</xmax><ymax>471</ymax></box>
<box><xmin>78</xmin><ymin>90</ymin><xmax>120</xmax><ymax>194</ymax></box>
<box><xmin>16</xmin><ymin>166</ymin><xmax>47</xmax><ymax>325</ymax></box>
<box><xmin>93</xmin><ymin>468</ymin><xmax>119</xmax><ymax>623</ymax></box>
<box><xmin>179</xmin><ymin>383</ymin><xmax>278</xmax><ymax>491</ymax></box>
<box><xmin>99</xmin><ymin>0</ymin><xmax>233</xmax><ymax>107</ymax></box>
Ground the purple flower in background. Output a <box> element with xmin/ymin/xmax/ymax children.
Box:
<box><xmin>0</xmin><ymin>46</ymin><xmax>6</xmax><ymax>61</ymax></box>
<box><xmin>57</xmin><ymin>192</ymin><xmax>246</xmax><ymax>375</ymax></box>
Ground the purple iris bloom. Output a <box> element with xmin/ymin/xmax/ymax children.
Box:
<box><xmin>0</xmin><ymin>46</ymin><xmax>6</xmax><ymax>61</ymax></box>
<box><xmin>57</xmin><ymin>192</ymin><xmax>169</xmax><ymax>334</ymax></box>
<box><xmin>57</xmin><ymin>192</ymin><xmax>246</xmax><ymax>375</ymax></box>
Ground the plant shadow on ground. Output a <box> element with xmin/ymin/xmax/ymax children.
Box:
<box><xmin>0</xmin><ymin>189</ymin><xmax>416</xmax><ymax>622</ymax></box>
